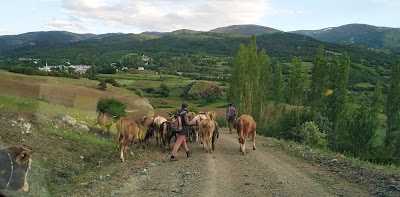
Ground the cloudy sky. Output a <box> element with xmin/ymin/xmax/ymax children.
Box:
<box><xmin>1</xmin><ymin>0</ymin><xmax>399</xmax><ymax>35</ymax></box>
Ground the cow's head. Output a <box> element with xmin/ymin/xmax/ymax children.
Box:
<box><xmin>169</xmin><ymin>116</ymin><xmax>180</xmax><ymax>132</ymax></box>
<box><xmin>0</xmin><ymin>147</ymin><xmax>32</xmax><ymax>192</ymax></box>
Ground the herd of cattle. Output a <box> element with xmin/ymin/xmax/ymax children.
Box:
<box><xmin>0</xmin><ymin>110</ymin><xmax>257</xmax><ymax>194</ymax></box>
<box><xmin>94</xmin><ymin>110</ymin><xmax>257</xmax><ymax>162</ymax></box>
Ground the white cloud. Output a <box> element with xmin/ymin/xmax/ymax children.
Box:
<box><xmin>59</xmin><ymin>0</ymin><xmax>286</xmax><ymax>32</ymax></box>
<box><xmin>0</xmin><ymin>29</ymin><xmax>13</xmax><ymax>35</ymax></box>
<box><xmin>43</xmin><ymin>18</ymin><xmax>89</xmax><ymax>31</ymax></box>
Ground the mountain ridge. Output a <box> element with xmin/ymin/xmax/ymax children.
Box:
<box><xmin>1</xmin><ymin>23</ymin><xmax>400</xmax><ymax>54</ymax></box>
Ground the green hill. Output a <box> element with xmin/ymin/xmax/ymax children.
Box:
<box><xmin>3</xmin><ymin>31</ymin><xmax>398</xmax><ymax>69</ymax></box>
<box><xmin>209</xmin><ymin>24</ymin><xmax>281</xmax><ymax>35</ymax></box>
<box><xmin>292</xmin><ymin>24</ymin><xmax>400</xmax><ymax>52</ymax></box>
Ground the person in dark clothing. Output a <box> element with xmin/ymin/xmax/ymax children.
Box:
<box><xmin>170</xmin><ymin>102</ymin><xmax>196</xmax><ymax>161</ymax></box>
<box><xmin>226</xmin><ymin>103</ymin><xmax>236</xmax><ymax>134</ymax></box>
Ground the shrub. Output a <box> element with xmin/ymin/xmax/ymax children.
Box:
<box><xmin>105</xmin><ymin>78</ymin><xmax>120</xmax><ymax>87</ymax></box>
<box><xmin>268</xmin><ymin>108</ymin><xmax>313</xmax><ymax>140</ymax></box>
<box><xmin>215</xmin><ymin>116</ymin><xmax>227</xmax><ymax>128</ymax></box>
<box><xmin>98</xmin><ymin>80</ymin><xmax>107</xmax><ymax>91</ymax></box>
<box><xmin>135</xmin><ymin>89</ymin><xmax>144</xmax><ymax>98</ymax></box>
<box><xmin>299</xmin><ymin>121</ymin><xmax>327</xmax><ymax>148</ymax></box>
<box><xmin>96</xmin><ymin>98</ymin><xmax>126</xmax><ymax>118</ymax></box>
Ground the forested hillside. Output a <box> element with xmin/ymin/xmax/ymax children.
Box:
<box><xmin>2</xmin><ymin>31</ymin><xmax>398</xmax><ymax>69</ymax></box>
<box><xmin>292</xmin><ymin>24</ymin><xmax>400</xmax><ymax>52</ymax></box>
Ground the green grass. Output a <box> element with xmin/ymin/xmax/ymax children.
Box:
<box><xmin>190</xmin><ymin>81</ymin><xmax>208</xmax><ymax>93</ymax></box>
<box><xmin>0</xmin><ymin>93</ymin><xmax>38</xmax><ymax>112</ymax></box>
<box><xmin>43</xmin><ymin>124</ymin><xmax>115</xmax><ymax>148</ymax></box>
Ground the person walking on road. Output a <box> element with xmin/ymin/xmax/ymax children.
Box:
<box><xmin>170</xmin><ymin>102</ymin><xmax>196</xmax><ymax>161</ymax></box>
<box><xmin>226</xmin><ymin>103</ymin><xmax>236</xmax><ymax>134</ymax></box>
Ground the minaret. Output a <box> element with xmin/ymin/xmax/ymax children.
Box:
<box><xmin>45</xmin><ymin>61</ymin><xmax>48</xmax><ymax>71</ymax></box>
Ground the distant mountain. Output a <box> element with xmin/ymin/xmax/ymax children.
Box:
<box><xmin>209</xmin><ymin>24</ymin><xmax>281</xmax><ymax>35</ymax></box>
<box><xmin>291</xmin><ymin>24</ymin><xmax>400</xmax><ymax>51</ymax></box>
<box><xmin>0</xmin><ymin>31</ymin><xmax>119</xmax><ymax>56</ymax></box>
<box><xmin>140</xmin><ymin>31</ymin><xmax>169</xmax><ymax>37</ymax></box>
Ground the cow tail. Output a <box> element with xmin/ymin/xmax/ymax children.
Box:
<box><xmin>239</xmin><ymin>117</ymin><xmax>244</xmax><ymax>143</ymax></box>
<box><xmin>117</xmin><ymin>118</ymin><xmax>124</xmax><ymax>143</ymax></box>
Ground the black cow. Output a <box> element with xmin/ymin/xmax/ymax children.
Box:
<box><xmin>0</xmin><ymin>147</ymin><xmax>32</xmax><ymax>193</ymax></box>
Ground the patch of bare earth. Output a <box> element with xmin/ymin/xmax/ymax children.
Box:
<box><xmin>81</xmin><ymin>128</ymin><xmax>371</xmax><ymax>197</ymax></box>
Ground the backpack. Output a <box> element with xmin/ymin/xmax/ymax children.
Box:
<box><xmin>172</xmin><ymin>111</ymin><xmax>183</xmax><ymax>132</ymax></box>
<box><xmin>226</xmin><ymin>107</ymin><xmax>235</xmax><ymax>119</ymax></box>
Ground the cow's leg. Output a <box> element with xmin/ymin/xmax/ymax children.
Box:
<box><xmin>196</xmin><ymin>129</ymin><xmax>199</xmax><ymax>143</ymax></box>
<box><xmin>130</xmin><ymin>140</ymin><xmax>134</xmax><ymax>156</ymax></box>
<box><xmin>252</xmin><ymin>132</ymin><xmax>256</xmax><ymax>150</ymax></box>
<box><xmin>120</xmin><ymin>144</ymin><xmax>125</xmax><ymax>162</ymax></box>
<box><xmin>207</xmin><ymin>136</ymin><xmax>212</xmax><ymax>153</ymax></box>
<box><xmin>156</xmin><ymin>130</ymin><xmax>160</xmax><ymax>146</ymax></box>
<box><xmin>242</xmin><ymin>140</ymin><xmax>246</xmax><ymax>154</ymax></box>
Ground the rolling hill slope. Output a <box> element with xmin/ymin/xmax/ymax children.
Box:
<box><xmin>292</xmin><ymin>23</ymin><xmax>400</xmax><ymax>51</ymax></box>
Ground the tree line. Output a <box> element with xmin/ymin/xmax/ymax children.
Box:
<box><xmin>229</xmin><ymin>35</ymin><xmax>400</xmax><ymax>164</ymax></box>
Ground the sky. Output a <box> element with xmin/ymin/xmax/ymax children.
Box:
<box><xmin>1</xmin><ymin>0</ymin><xmax>399</xmax><ymax>35</ymax></box>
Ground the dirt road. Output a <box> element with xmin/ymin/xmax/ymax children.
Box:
<box><xmin>107</xmin><ymin>128</ymin><xmax>367</xmax><ymax>197</ymax></box>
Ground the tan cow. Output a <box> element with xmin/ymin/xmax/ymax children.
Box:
<box><xmin>236</xmin><ymin>115</ymin><xmax>256</xmax><ymax>154</ymax></box>
<box><xmin>212</xmin><ymin>120</ymin><xmax>219</xmax><ymax>150</ymax></box>
<box><xmin>93</xmin><ymin>111</ymin><xmax>114</xmax><ymax>135</ymax></box>
<box><xmin>206</xmin><ymin>111</ymin><xmax>217</xmax><ymax>121</ymax></box>
<box><xmin>191</xmin><ymin>114</ymin><xmax>207</xmax><ymax>144</ymax></box>
<box><xmin>116</xmin><ymin>117</ymin><xmax>138</xmax><ymax>162</ymax></box>
<box><xmin>197</xmin><ymin>119</ymin><xmax>216</xmax><ymax>153</ymax></box>
<box><xmin>0</xmin><ymin>147</ymin><xmax>32</xmax><ymax>192</ymax></box>
<box><xmin>153</xmin><ymin>116</ymin><xmax>167</xmax><ymax>146</ymax></box>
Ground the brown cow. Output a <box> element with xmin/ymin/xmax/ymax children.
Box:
<box><xmin>93</xmin><ymin>111</ymin><xmax>114</xmax><ymax>135</ymax></box>
<box><xmin>137</xmin><ymin>116</ymin><xmax>155</xmax><ymax>149</ymax></box>
<box><xmin>236</xmin><ymin>115</ymin><xmax>256</xmax><ymax>154</ymax></box>
<box><xmin>212</xmin><ymin>120</ymin><xmax>219</xmax><ymax>150</ymax></box>
<box><xmin>0</xmin><ymin>147</ymin><xmax>32</xmax><ymax>192</ymax></box>
<box><xmin>116</xmin><ymin>117</ymin><xmax>138</xmax><ymax>162</ymax></box>
<box><xmin>198</xmin><ymin>119</ymin><xmax>216</xmax><ymax>153</ymax></box>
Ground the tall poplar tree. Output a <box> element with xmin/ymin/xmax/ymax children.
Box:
<box><xmin>258</xmin><ymin>49</ymin><xmax>271</xmax><ymax>119</ymax></box>
<box><xmin>229</xmin><ymin>35</ymin><xmax>271</xmax><ymax>122</ymax></box>
<box><xmin>246</xmin><ymin>35</ymin><xmax>260</xmax><ymax>120</ymax></box>
<box><xmin>287</xmin><ymin>57</ymin><xmax>306</xmax><ymax>106</ymax></box>
<box><xmin>385</xmin><ymin>58</ymin><xmax>400</xmax><ymax>156</ymax></box>
<box><xmin>229</xmin><ymin>44</ymin><xmax>247</xmax><ymax>115</ymax></box>
<box><xmin>273</xmin><ymin>63</ymin><xmax>284</xmax><ymax>105</ymax></box>
<box><xmin>310</xmin><ymin>46</ymin><xmax>329</xmax><ymax>115</ymax></box>
<box><xmin>325</xmin><ymin>53</ymin><xmax>351</xmax><ymax>150</ymax></box>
